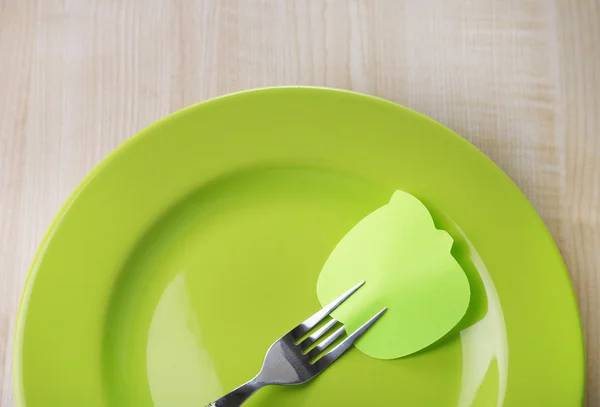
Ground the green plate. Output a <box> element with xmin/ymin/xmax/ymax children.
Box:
<box><xmin>14</xmin><ymin>87</ymin><xmax>584</xmax><ymax>407</ymax></box>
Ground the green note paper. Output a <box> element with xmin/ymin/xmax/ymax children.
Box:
<box><xmin>316</xmin><ymin>190</ymin><xmax>471</xmax><ymax>359</ymax></box>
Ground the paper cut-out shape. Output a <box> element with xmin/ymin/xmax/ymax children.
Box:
<box><xmin>316</xmin><ymin>190</ymin><xmax>471</xmax><ymax>359</ymax></box>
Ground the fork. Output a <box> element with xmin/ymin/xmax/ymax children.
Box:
<box><xmin>205</xmin><ymin>281</ymin><xmax>386</xmax><ymax>407</ymax></box>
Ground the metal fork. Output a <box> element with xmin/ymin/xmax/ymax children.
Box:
<box><xmin>205</xmin><ymin>281</ymin><xmax>386</xmax><ymax>407</ymax></box>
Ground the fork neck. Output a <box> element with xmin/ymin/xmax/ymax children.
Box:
<box><xmin>210</xmin><ymin>378</ymin><xmax>265</xmax><ymax>407</ymax></box>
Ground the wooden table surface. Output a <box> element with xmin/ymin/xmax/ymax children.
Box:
<box><xmin>0</xmin><ymin>1</ymin><xmax>598</xmax><ymax>406</ymax></box>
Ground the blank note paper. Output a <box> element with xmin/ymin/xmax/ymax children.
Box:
<box><xmin>316</xmin><ymin>190</ymin><xmax>471</xmax><ymax>359</ymax></box>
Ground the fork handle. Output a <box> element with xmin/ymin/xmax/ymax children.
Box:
<box><xmin>206</xmin><ymin>379</ymin><xmax>265</xmax><ymax>407</ymax></box>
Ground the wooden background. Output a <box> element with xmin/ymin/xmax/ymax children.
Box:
<box><xmin>0</xmin><ymin>0</ymin><xmax>598</xmax><ymax>405</ymax></box>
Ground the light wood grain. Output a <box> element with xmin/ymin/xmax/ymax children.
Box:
<box><xmin>0</xmin><ymin>0</ymin><xmax>598</xmax><ymax>406</ymax></box>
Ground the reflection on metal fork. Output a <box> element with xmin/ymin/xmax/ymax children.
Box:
<box><xmin>205</xmin><ymin>281</ymin><xmax>386</xmax><ymax>407</ymax></box>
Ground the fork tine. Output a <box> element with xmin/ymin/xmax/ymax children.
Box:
<box><xmin>314</xmin><ymin>307</ymin><xmax>387</xmax><ymax>370</ymax></box>
<box><xmin>299</xmin><ymin>318</ymin><xmax>338</xmax><ymax>351</ymax></box>
<box><xmin>290</xmin><ymin>281</ymin><xmax>364</xmax><ymax>339</ymax></box>
<box><xmin>307</xmin><ymin>326</ymin><xmax>346</xmax><ymax>360</ymax></box>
